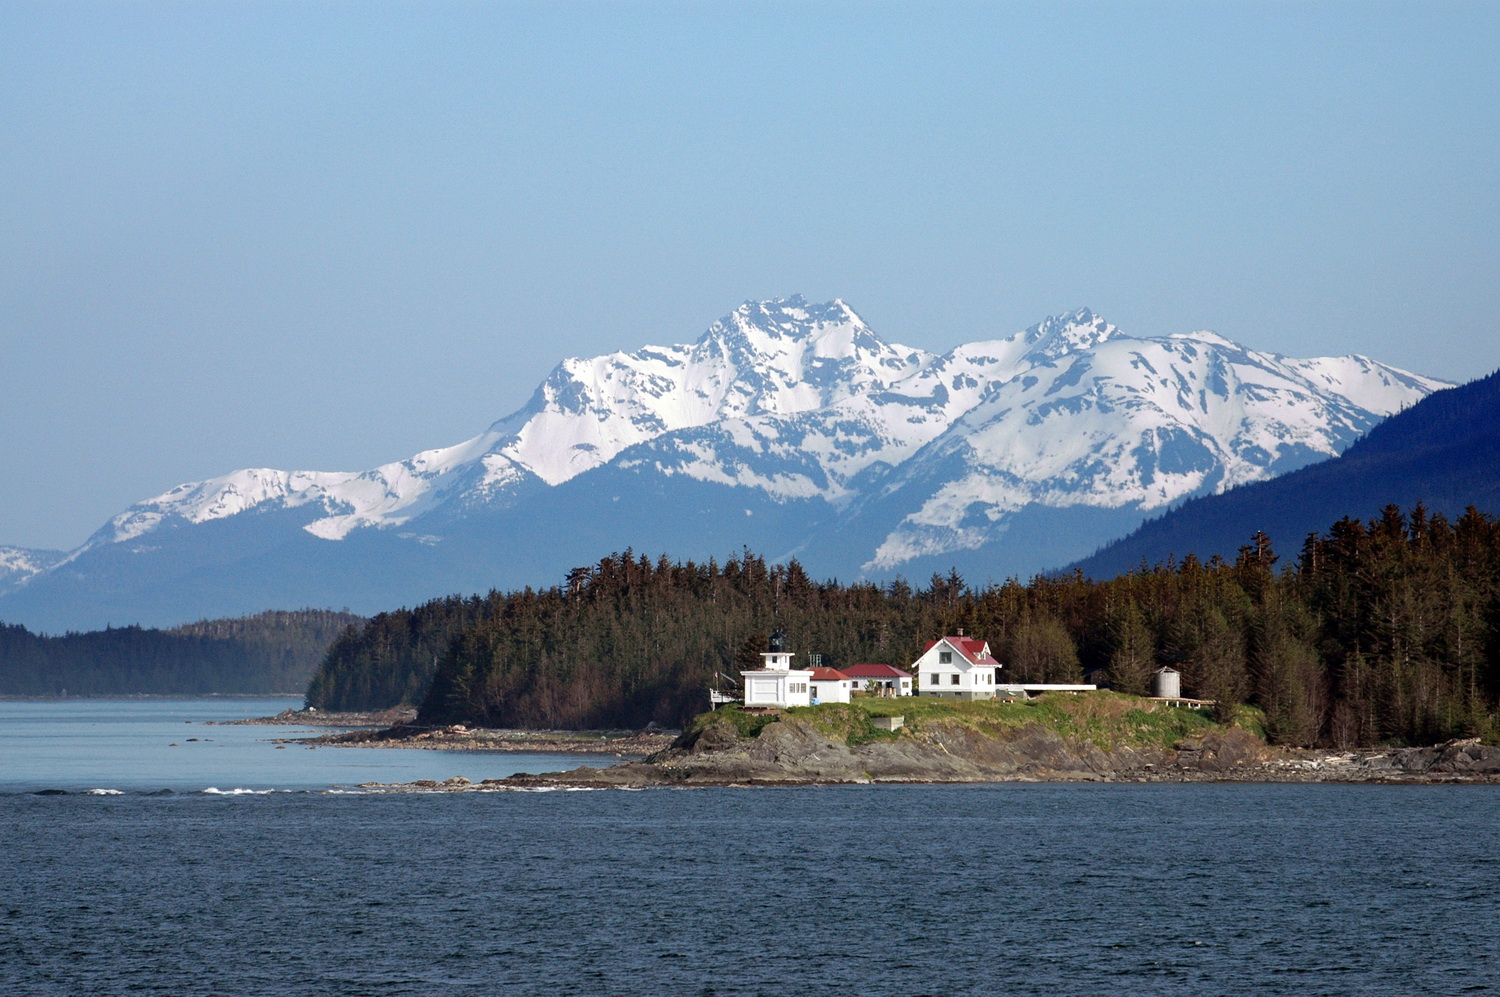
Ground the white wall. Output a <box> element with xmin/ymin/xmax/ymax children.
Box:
<box><xmin>914</xmin><ymin>641</ymin><xmax>997</xmax><ymax>697</ymax></box>
<box><xmin>741</xmin><ymin>670</ymin><xmax>815</xmax><ymax>707</ymax></box>
<box><xmin>810</xmin><ymin>679</ymin><xmax>851</xmax><ymax>704</ymax></box>
<box><xmin>744</xmin><ymin>674</ymin><xmax>784</xmax><ymax>707</ymax></box>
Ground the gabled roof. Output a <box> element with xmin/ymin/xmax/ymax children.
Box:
<box><xmin>809</xmin><ymin>667</ymin><xmax>851</xmax><ymax>682</ymax></box>
<box><xmin>843</xmin><ymin>663</ymin><xmax>911</xmax><ymax>679</ymax></box>
<box><xmin>923</xmin><ymin>636</ymin><xmax>1000</xmax><ymax>667</ymax></box>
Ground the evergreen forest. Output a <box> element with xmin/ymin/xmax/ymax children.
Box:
<box><xmin>0</xmin><ymin>609</ymin><xmax>364</xmax><ymax>697</ymax></box>
<box><xmin>306</xmin><ymin>504</ymin><xmax>1500</xmax><ymax>746</ymax></box>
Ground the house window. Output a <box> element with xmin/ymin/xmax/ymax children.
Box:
<box><xmin>950</xmin><ymin>674</ymin><xmax>960</xmax><ymax>686</ymax></box>
<box><xmin>939</xmin><ymin>651</ymin><xmax>953</xmax><ymax>664</ymax></box>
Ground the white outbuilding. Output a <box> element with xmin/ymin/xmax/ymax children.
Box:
<box><xmin>808</xmin><ymin>667</ymin><xmax>854</xmax><ymax>705</ymax></box>
<box><xmin>842</xmin><ymin>663</ymin><xmax>915</xmax><ymax>697</ymax></box>
<box><xmin>739</xmin><ymin>630</ymin><xmax>814</xmax><ymax>709</ymax></box>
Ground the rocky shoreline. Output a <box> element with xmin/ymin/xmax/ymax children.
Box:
<box><xmin>343</xmin><ymin>715</ymin><xmax>1500</xmax><ymax>792</ymax></box>
<box><xmin>211</xmin><ymin>707</ymin><xmax>419</xmax><ymax>728</ymax></box>
<box><xmin>294</xmin><ymin>722</ymin><xmax>676</xmax><ymax>755</ymax></box>
<box><xmin>221</xmin><ymin>707</ymin><xmax>678</xmax><ymax>755</ymax></box>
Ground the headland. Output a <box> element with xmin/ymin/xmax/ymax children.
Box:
<box><xmin>335</xmin><ymin>694</ymin><xmax>1500</xmax><ymax>791</ymax></box>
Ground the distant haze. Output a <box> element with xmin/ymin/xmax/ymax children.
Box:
<box><xmin>3</xmin><ymin>2</ymin><xmax>1496</xmax><ymax>550</ymax></box>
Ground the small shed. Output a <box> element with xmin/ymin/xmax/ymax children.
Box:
<box><xmin>809</xmin><ymin>666</ymin><xmax>854</xmax><ymax>705</ymax></box>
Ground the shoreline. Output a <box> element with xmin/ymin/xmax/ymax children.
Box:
<box><xmin>220</xmin><ymin>704</ymin><xmax>1500</xmax><ymax>791</ymax></box>
<box><xmin>348</xmin><ymin>773</ymin><xmax>1500</xmax><ymax>792</ymax></box>
<box><xmin>289</xmin><ymin>723</ymin><xmax>677</xmax><ymax>755</ymax></box>
<box><xmin>346</xmin><ymin>762</ymin><xmax>1500</xmax><ymax>793</ymax></box>
<box><xmin>339</xmin><ymin>723</ymin><xmax>1500</xmax><ymax>792</ymax></box>
<box><xmin>222</xmin><ymin>708</ymin><xmax>679</xmax><ymax>755</ymax></box>
<box><xmin>211</xmin><ymin>707</ymin><xmax>418</xmax><ymax>728</ymax></box>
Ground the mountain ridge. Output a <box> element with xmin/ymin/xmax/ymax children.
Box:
<box><xmin>1</xmin><ymin>296</ymin><xmax>1450</xmax><ymax>630</ymax></box>
<box><xmin>1068</xmin><ymin>367</ymin><xmax>1500</xmax><ymax>578</ymax></box>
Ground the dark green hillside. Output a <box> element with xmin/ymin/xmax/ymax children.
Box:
<box><xmin>1070</xmin><ymin>369</ymin><xmax>1500</xmax><ymax>579</ymax></box>
<box><xmin>0</xmin><ymin>609</ymin><xmax>363</xmax><ymax>697</ymax></box>
<box><xmin>309</xmin><ymin>521</ymin><xmax>1500</xmax><ymax>745</ymax></box>
<box><xmin>306</xmin><ymin>596</ymin><xmax>491</xmax><ymax>711</ymax></box>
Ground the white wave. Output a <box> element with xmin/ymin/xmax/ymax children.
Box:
<box><xmin>200</xmin><ymin>787</ymin><xmax>275</xmax><ymax>795</ymax></box>
<box><xmin>83</xmin><ymin>788</ymin><xmax>124</xmax><ymax>795</ymax></box>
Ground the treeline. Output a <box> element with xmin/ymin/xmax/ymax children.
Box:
<box><xmin>304</xmin><ymin>505</ymin><xmax>1500</xmax><ymax>745</ymax></box>
<box><xmin>0</xmin><ymin>609</ymin><xmax>364</xmax><ymax>697</ymax></box>
<box><xmin>305</xmin><ymin>596</ymin><xmax>490</xmax><ymax>711</ymax></box>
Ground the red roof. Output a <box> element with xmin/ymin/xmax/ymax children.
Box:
<box><xmin>923</xmin><ymin>636</ymin><xmax>999</xmax><ymax>667</ymax></box>
<box><xmin>809</xmin><ymin>667</ymin><xmax>850</xmax><ymax>682</ymax></box>
<box><xmin>843</xmin><ymin>663</ymin><xmax>911</xmax><ymax>679</ymax></box>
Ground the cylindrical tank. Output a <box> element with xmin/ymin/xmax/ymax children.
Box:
<box><xmin>1151</xmin><ymin>667</ymin><xmax>1181</xmax><ymax>699</ymax></box>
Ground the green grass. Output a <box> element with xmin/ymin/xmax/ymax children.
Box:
<box><xmin>785</xmin><ymin>703</ymin><xmax>901</xmax><ymax>747</ymax></box>
<box><xmin>684</xmin><ymin>704</ymin><xmax>778</xmax><ymax>741</ymax></box>
<box><xmin>1219</xmin><ymin>702</ymin><xmax>1268</xmax><ymax>741</ymax></box>
<box><xmin>689</xmin><ymin>692</ymin><xmax>1257</xmax><ymax>751</ymax></box>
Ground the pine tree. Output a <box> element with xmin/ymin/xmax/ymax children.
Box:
<box><xmin>1105</xmin><ymin>597</ymin><xmax>1155</xmax><ymax>695</ymax></box>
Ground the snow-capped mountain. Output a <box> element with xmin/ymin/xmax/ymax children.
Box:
<box><xmin>0</xmin><ymin>547</ymin><xmax>65</xmax><ymax>591</ymax></box>
<box><xmin>1</xmin><ymin>296</ymin><xmax>1450</xmax><ymax>631</ymax></box>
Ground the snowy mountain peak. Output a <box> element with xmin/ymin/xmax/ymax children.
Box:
<box><xmin>698</xmin><ymin>295</ymin><xmax>897</xmax><ymax>364</ymax></box>
<box><xmin>1169</xmin><ymin>329</ymin><xmax>1239</xmax><ymax>349</ymax></box>
<box><xmin>481</xmin><ymin>297</ymin><xmax>925</xmax><ymax>488</ymax></box>
<box><xmin>1019</xmin><ymin>308</ymin><xmax>1126</xmax><ymax>360</ymax></box>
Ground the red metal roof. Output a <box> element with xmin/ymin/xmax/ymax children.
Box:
<box><xmin>809</xmin><ymin>667</ymin><xmax>851</xmax><ymax>681</ymax></box>
<box><xmin>843</xmin><ymin>663</ymin><xmax>911</xmax><ymax>679</ymax></box>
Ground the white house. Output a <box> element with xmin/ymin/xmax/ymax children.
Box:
<box><xmin>809</xmin><ymin>667</ymin><xmax>854</xmax><ymax>705</ymax></box>
<box><xmin>842</xmin><ymin>663</ymin><xmax>914</xmax><ymax>697</ymax></box>
<box><xmin>913</xmin><ymin>632</ymin><xmax>1001</xmax><ymax>700</ymax></box>
<box><xmin>739</xmin><ymin>632</ymin><xmax>814</xmax><ymax>708</ymax></box>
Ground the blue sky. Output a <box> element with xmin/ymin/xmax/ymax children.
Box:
<box><xmin>3</xmin><ymin>1</ymin><xmax>1497</xmax><ymax>550</ymax></box>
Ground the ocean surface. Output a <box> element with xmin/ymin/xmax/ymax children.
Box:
<box><xmin>0</xmin><ymin>698</ymin><xmax>607</xmax><ymax>793</ymax></box>
<box><xmin>2</xmin><ymin>701</ymin><xmax>1498</xmax><ymax>996</ymax></box>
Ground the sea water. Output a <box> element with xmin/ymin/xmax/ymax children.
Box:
<box><xmin>2</xmin><ymin>703</ymin><xmax>1498</xmax><ymax>995</ymax></box>
<box><xmin>0</xmin><ymin>698</ymin><xmax>609</xmax><ymax>793</ymax></box>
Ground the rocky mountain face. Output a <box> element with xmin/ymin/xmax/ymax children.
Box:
<box><xmin>1</xmin><ymin>296</ymin><xmax>1447</xmax><ymax>631</ymax></box>
<box><xmin>1069</xmin><ymin>366</ymin><xmax>1500</xmax><ymax>579</ymax></box>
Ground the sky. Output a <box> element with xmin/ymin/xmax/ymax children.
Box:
<box><xmin>3</xmin><ymin>1</ymin><xmax>1497</xmax><ymax>551</ymax></box>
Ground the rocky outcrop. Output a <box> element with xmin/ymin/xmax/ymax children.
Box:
<box><xmin>349</xmin><ymin>717</ymin><xmax>1499</xmax><ymax>792</ymax></box>
<box><xmin>493</xmin><ymin>717</ymin><xmax>1279</xmax><ymax>789</ymax></box>
<box><xmin>292</xmin><ymin>722</ymin><xmax>674</xmax><ymax>755</ymax></box>
<box><xmin>1356</xmin><ymin>738</ymin><xmax>1500</xmax><ymax>777</ymax></box>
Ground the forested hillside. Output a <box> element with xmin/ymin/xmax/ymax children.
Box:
<box><xmin>307</xmin><ymin>514</ymin><xmax>1500</xmax><ymax>746</ymax></box>
<box><xmin>305</xmin><ymin>597</ymin><xmax>491</xmax><ymax>711</ymax></box>
<box><xmin>0</xmin><ymin>609</ymin><xmax>363</xmax><ymax>697</ymax></box>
